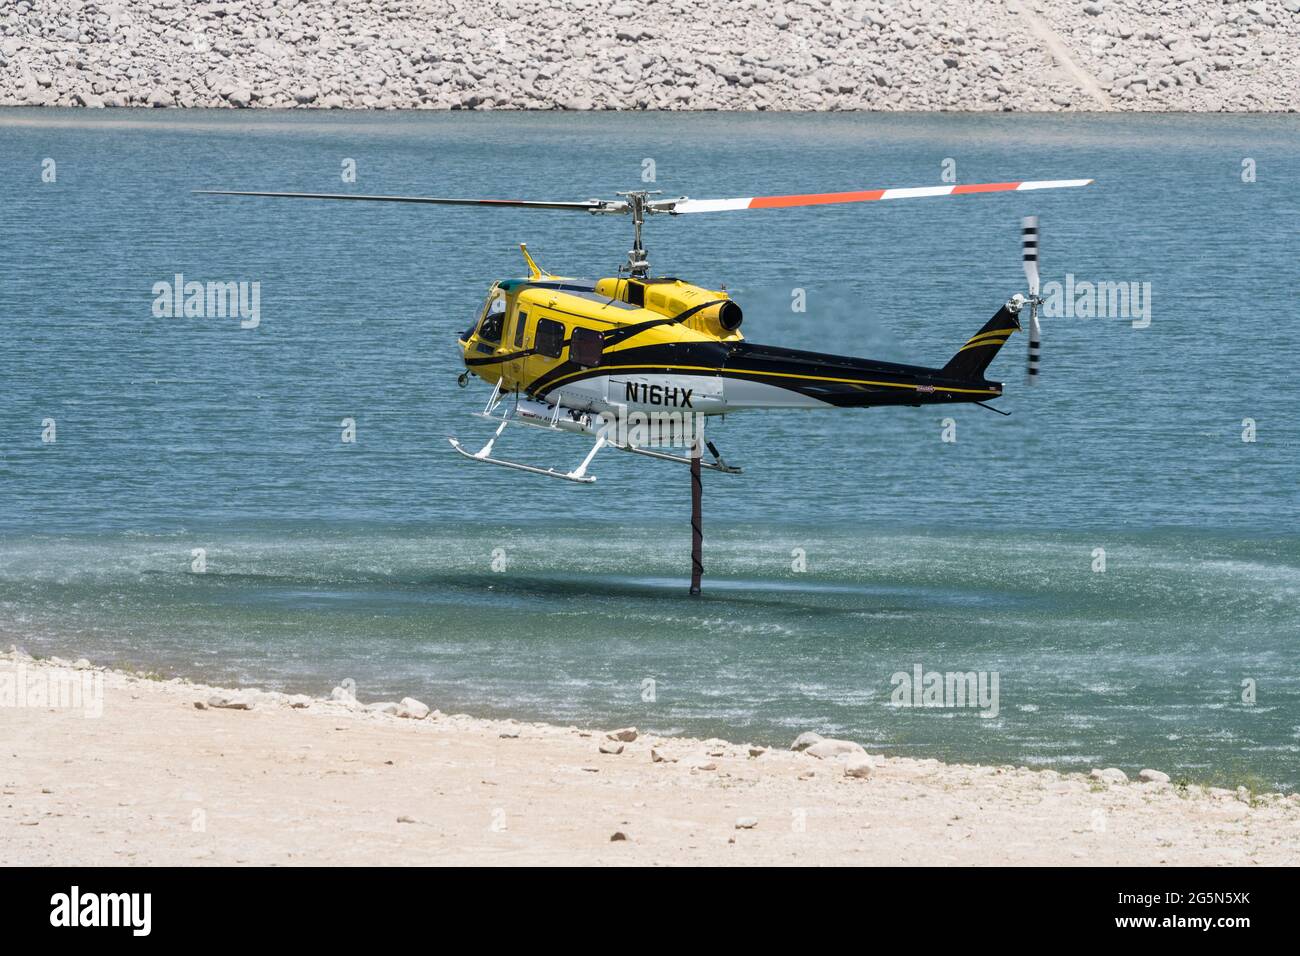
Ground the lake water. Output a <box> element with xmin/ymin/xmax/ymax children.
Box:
<box><xmin>2</xmin><ymin>109</ymin><xmax>1297</xmax><ymax>790</ymax></box>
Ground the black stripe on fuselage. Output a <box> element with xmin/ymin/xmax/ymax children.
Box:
<box><xmin>524</xmin><ymin>340</ymin><xmax>996</xmax><ymax>407</ymax></box>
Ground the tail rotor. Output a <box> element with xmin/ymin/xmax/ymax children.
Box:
<box><xmin>1021</xmin><ymin>216</ymin><xmax>1042</xmax><ymax>383</ymax></box>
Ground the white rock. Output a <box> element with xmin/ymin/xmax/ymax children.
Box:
<box><xmin>206</xmin><ymin>695</ymin><xmax>252</xmax><ymax>711</ymax></box>
<box><xmin>1138</xmin><ymin>768</ymin><xmax>1171</xmax><ymax>784</ymax></box>
<box><xmin>735</xmin><ymin>816</ymin><xmax>758</xmax><ymax>829</ymax></box>
<box><xmin>844</xmin><ymin>755</ymin><xmax>874</xmax><ymax>778</ymax></box>
<box><xmin>598</xmin><ymin>741</ymin><xmax>624</xmax><ymax>755</ymax></box>
<box><xmin>396</xmin><ymin>697</ymin><xmax>430</xmax><ymax>719</ymax></box>
<box><xmin>367</xmin><ymin>701</ymin><xmax>400</xmax><ymax>715</ymax></box>
<box><xmin>682</xmin><ymin>755</ymin><xmax>717</xmax><ymax>771</ymax></box>
<box><xmin>607</xmin><ymin>727</ymin><xmax>638</xmax><ymax>742</ymax></box>
<box><xmin>804</xmin><ymin>738</ymin><xmax>866</xmax><ymax>759</ymax></box>
<box><xmin>1090</xmin><ymin>767</ymin><xmax>1129</xmax><ymax>783</ymax></box>
<box><xmin>790</xmin><ymin>732</ymin><xmax>824</xmax><ymax>751</ymax></box>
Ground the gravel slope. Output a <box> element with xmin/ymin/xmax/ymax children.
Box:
<box><xmin>1</xmin><ymin>0</ymin><xmax>1296</xmax><ymax>110</ymax></box>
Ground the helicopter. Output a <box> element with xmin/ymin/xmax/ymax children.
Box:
<box><xmin>197</xmin><ymin>177</ymin><xmax>1090</xmax><ymax>592</ymax></box>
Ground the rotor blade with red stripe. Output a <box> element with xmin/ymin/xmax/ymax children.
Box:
<box><xmin>660</xmin><ymin>179</ymin><xmax>1093</xmax><ymax>214</ymax></box>
<box><xmin>193</xmin><ymin>190</ymin><xmax>619</xmax><ymax>212</ymax></box>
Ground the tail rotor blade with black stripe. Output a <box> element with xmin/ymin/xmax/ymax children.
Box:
<box><xmin>1022</xmin><ymin>215</ymin><xmax>1042</xmax><ymax>383</ymax></box>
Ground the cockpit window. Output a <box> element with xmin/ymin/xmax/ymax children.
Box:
<box><xmin>477</xmin><ymin>293</ymin><xmax>507</xmax><ymax>343</ymax></box>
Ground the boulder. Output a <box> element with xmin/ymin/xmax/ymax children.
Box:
<box><xmin>804</xmin><ymin>738</ymin><xmax>866</xmax><ymax>759</ymax></box>
<box><xmin>607</xmin><ymin>727</ymin><xmax>638</xmax><ymax>742</ymax></box>
<box><xmin>598</xmin><ymin>741</ymin><xmax>624</xmax><ymax>755</ymax></box>
<box><xmin>790</xmin><ymin>731</ymin><xmax>824</xmax><ymax>751</ymax></box>
<box><xmin>735</xmin><ymin>816</ymin><xmax>758</xmax><ymax>829</ymax></box>
<box><xmin>1090</xmin><ymin>768</ymin><xmax>1129</xmax><ymax>783</ymax></box>
<box><xmin>844</xmin><ymin>755</ymin><xmax>874</xmax><ymax>779</ymax></box>
<box><xmin>1138</xmin><ymin>769</ymin><xmax>1171</xmax><ymax>784</ymax></box>
<box><xmin>206</xmin><ymin>695</ymin><xmax>252</xmax><ymax>710</ymax></box>
<box><xmin>396</xmin><ymin>697</ymin><xmax>430</xmax><ymax>719</ymax></box>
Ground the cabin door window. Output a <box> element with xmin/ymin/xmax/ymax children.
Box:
<box><xmin>535</xmin><ymin>318</ymin><xmax>565</xmax><ymax>359</ymax></box>
<box><xmin>570</xmin><ymin>327</ymin><xmax>604</xmax><ymax>368</ymax></box>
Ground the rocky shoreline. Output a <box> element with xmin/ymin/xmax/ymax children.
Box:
<box><xmin>2</xmin><ymin>1</ymin><xmax>1297</xmax><ymax>112</ymax></box>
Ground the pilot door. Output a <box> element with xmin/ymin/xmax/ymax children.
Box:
<box><xmin>505</xmin><ymin>304</ymin><xmax>529</xmax><ymax>393</ymax></box>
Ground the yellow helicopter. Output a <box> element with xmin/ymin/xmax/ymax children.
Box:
<box><xmin>198</xmin><ymin>177</ymin><xmax>1091</xmax><ymax>591</ymax></box>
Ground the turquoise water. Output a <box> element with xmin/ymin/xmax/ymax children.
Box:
<box><xmin>2</xmin><ymin>111</ymin><xmax>1297</xmax><ymax>790</ymax></box>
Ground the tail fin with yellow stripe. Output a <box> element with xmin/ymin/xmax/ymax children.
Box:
<box><xmin>941</xmin><ymin>305</ymin><xmax>1021</xmax><ymax>381</ymax></box>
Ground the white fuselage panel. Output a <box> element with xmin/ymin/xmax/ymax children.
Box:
<box><xmin>540</xmin><ymin>372</ymin><xmax>829</xmax><ymax>415</ymax></box>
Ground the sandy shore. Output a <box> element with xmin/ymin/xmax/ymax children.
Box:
<box><xmin>3</xmin><ymin>651</ymin><xmax>1298</xmax><ymax>866</ymax></box>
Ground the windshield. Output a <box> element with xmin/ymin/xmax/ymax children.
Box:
<box><xmin>477</xmin><ymin>291</ymin><xmax>506</xmax><ymax>343</ymax></box>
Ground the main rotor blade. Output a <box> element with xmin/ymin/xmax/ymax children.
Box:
<box><xmin>659</xmin><ymin>179</ymin><xmax>1093</xmax><ymax>214</ymax></box>
<box><xmin>193</xmin><ymin>190</ymin><xmax>621</xmax><ymax>212</ymax></box>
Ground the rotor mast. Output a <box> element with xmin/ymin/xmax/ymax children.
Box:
<box><xmin>615</xmin><ymin>189</ymin><xmax>660</xmax><ymax>278</ymax></box>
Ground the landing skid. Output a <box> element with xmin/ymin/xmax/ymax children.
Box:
<box><xmin>448</xmin><ymin>383</ymin><xmax>741</xmax><ymax>482</ymax></box>
<box><xmin>448</xmin><ymin>437</ymin><xmax>603</xmax><ymax>483</ymax></box>
<box><xmin>614</xmin><ymin>440</ymin><xmax>741</xmax><ymax>474</ymax></box>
